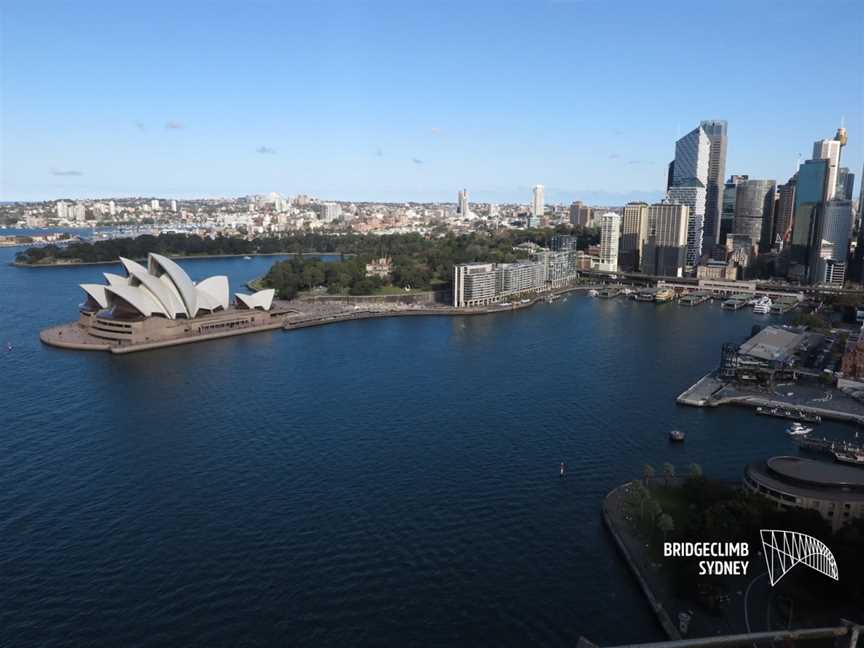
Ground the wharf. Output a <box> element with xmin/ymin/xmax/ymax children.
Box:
<box><xmin>677</xmin><ymin>372</ymin><xmax>864</xmax><ymax>426</ymax></box>
<box><xmin>794</xmin><ymin>434</ymin><xmax>864</xmax><ymax>456</ymax></box>
<box><xmin>678</xmin><ymin>291</ymin><xmax>711</xmax><ymax>306</ymax></box>
<box><xmin>721</xmin><ymin>294</ymin><xmax>752</xmax><ymax>310</ymax></box>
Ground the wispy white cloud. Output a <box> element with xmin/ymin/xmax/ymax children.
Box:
<box><xmin>165</xmin><ymin>120</ymin><xmax>185</xmax><ymax>130</ymax></box>
<box><xmin>256</xmin><ymin>146</ymin><xmax>277</xmax><ymax>155</ymax></box>
<box><xmin>50</xmin><ymin>168</ymin><xmax>83</xmax><ymax>176</ymax></box>
<box><xmin>411</xmin><ymin>158</ymin><xmax>424</xmax><ymax>165</ymax></box>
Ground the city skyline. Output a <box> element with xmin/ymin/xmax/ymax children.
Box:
<box><xmin>1</xmin><ymin>0</ymin><xmax>862</xmax><ymax>203</ymax></box>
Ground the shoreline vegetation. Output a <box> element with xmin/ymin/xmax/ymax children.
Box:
<box><xmin>12</xmin><ymin>228</ymin><xmax>598</xmax><ymax>264</ymax></box>
<box><xmin>13</xmin><ymin>228</ymin><xmax>599</xmax><ymax>299</ymax></box>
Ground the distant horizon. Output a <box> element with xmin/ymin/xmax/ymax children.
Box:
<box><xmin>2</xmin><ymin>0</ymin><xmax>862</xmax><ymax>202</ymax></box>
<box><xmin>1</xmin><ymin>187</ymin><xmax>667</xmax><ymax>207</ymax></box>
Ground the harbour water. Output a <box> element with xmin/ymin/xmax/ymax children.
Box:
<box><xmin>1</xmin><ymin>246</ymin><xmax>857</xmax><ymax>646</ymax></box>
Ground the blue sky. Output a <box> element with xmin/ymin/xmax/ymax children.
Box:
<box><xmin>1</xmin><ymin>0</ymin><xmax>862</xmax><ymax>204</ymax></box>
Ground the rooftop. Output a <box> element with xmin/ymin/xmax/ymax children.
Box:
<box><xmin>738</xmin><ymin>325</ymin><xmax>805</xmax><ymax>362</ymax></box>
<box><xmin>767</xmin><ymin>456</ymin><xmax>864</xmax><ymax>489</ymax></box>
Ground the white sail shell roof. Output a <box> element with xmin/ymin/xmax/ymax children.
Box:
<box><xmin>78</xmin><ymin>253</ymin><xmax>236</xmax><ymax>320</ymax></box>
<box><xmin>121</xmin><ymin>258</ymin><xmax>187</xmax><ymax>319</ymax></box>
<box><xmin>196</xmin><ymin>276</ymin><xmax>230</xmax><ymax>312</ymax></box>
<box><xmin>235</xmin><ymin>289</ymin><xmax>275</xmax><ymax>311</ymax></box>
<box><xmin>148</xmin><ymin>253</ymin><xmax>199</xmax><ymax>318</ymax></box>
<box><xmin>103</xmin><ymin>272</ymin><xmax>130</xmax><ymax>286</ymax></box>
<box><xmin>104</xmin><ymin>284</ymin><xmax>169</xmax><ymax>317</ymax></box>
<box><xmin>80</xmin><ymin>284</ymin><xmax>109</xmax><ymax>309</ymax></box>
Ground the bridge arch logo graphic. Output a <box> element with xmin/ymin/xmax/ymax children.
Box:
<box><xmin>760</xmin><ymin>529</ymin><xmax>839</xmax><ymax>587</ymax></box>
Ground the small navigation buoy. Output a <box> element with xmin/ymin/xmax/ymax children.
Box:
<box><xmin>560</xmin><ymin>462</ymin><xmax>566</xmax><ymax>476</ymax></box>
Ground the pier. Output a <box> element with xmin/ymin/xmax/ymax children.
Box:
<box><xmin>721</xmin><ymin>293</ymin><xmax>752</xmax><ymax>310</ymax></box>
<box><xmin>678</xmin><ymin>290</ymin><xmax>710</xmax><ymax>306</ymax></box>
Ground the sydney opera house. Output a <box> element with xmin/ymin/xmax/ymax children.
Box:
<box><xmin>41</xmin><ymin>253</ymin><xmax>288</xmax><ymax>352</ymax></box>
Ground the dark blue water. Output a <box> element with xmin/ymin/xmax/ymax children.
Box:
<box><xmin>1</xmin><ymin>247</ymin><xmax>855</xmax><ymax>646</ymax></box>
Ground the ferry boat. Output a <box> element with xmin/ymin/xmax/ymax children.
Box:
<box><xmin>669</xmin><ymin>430</ymin><xmax>686</xmax><ymax>442</ymax></box>
<box><xmin>787</xmin><ymin>422</ymin><xmax>812</xmax><ymax>436</ymax></box>
<box><xmin>834</xmin><ymin>450</ymin><xmax>864</xmax><ymax>466</ymax></box>
<box><xmin>755</xmin><ymin>405</ymin><xmax>821</xmax><ymax>424</ymax></box>
<box><xmin>752</xmin><ymin>296</ymin><xmax>773</xmax><ymax>314</ymax></box>
<box><xmin>654</xmin><ymin>288</ymin><xmax>674</xmax><ymax>303</ymax></box>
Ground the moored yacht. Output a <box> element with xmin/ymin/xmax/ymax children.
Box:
<box><xmin>752</xmin><ymin>296</ymin><xmax>772</xmax><ymax>314</ymax></box>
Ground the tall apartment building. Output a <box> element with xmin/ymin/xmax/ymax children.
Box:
<box><xmin>568</xmin><ymin>201</ymin><xmax>593</xmax><ymax>227</ymax></box>
<box><xmin>458</xmin><ymin>189</ymin><xmax>469</xmax><ymax>217</ymax></box>
<box><xmin>699</xmin><ymin>120</ymin><xmax>728</xmax><ymax>251</ymax></box>
<box><xmin>598</xmin><ymin>212</ymin><xmax>621</xmax><ymax>272</ymax></box>
<box><xmin>619</xmin><ymin>202</ymin><xmax>649</xmax><ymax>271</ymax></box>
<box><xmin>532</xmin><ymin>185</ymin><xmax>544</xmax><ymax>218</ymax></box>
<box><xmin>642</xmin><ymin>203</ymin><xmax>689</xmax><ymax>278</ymax></box>
<box><xmin>453</xmin><ymin>261</ymin><xmax>545</xmax><ymax>307</ymax></box>
<box><xmin>453</xmin><ymin>263</ymin><xmax>497</xmax><ymax>307</ymax></box>
<box><xmin>321</xmin><ymin>202</ymin><xmax>342</xmax><ymax>222</ymax></box>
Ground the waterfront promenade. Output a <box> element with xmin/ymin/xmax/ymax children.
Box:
<box><xmin>678</xmin><ymin>373</ymin><xmax>864</xmax><ymax>426</ymax></box>
<box><xmin>40</xmin><ymin>284</ymin><xmax>602</xmax><ymax>354</ymax></box>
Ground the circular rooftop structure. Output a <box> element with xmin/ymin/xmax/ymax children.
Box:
<box><xmin>766</xmin><ymin>455</ymin><xmax>864</xmax><ymax>489</ymax></box>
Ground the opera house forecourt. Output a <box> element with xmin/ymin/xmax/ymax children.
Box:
<box><xmin>40</xmin><ymin>253</ymin><xmax>287</xmax><ymax>354</ymax></box>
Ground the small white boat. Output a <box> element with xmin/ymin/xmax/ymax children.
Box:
<box><xmin>669</xmin><ymin>430</ymin><xmax>686</xmax><ymax>442</ymax></box>
<box><xmin>588</xmin><ymin>289</ymin><xmax>599</xmax><ymax>297</ymax></box>
<box><xmin>752</xmin><ymin>296</ymin><xmax>772</xmax><ymax>314</ymax></box>
<box><xmin>243</xmin><ymin>255</ymin><xmax>252</xmax><ymax>260</ymax></box>
<box><xmin>787</xmin><ymin>423</ymin><xmax>812</xmax><ymax>436</ymax></box>
<box><xmin>834</xmin><ymin>450</ymin><xmax>864</xmax><ymax>466</ymax></box>
<box><xmin>499</xmin><ymin>302</ymin><xmax>512</xmax><ymax>307</ymax></box>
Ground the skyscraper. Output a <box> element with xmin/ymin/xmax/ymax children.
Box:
<box><xmin>836</xmin><ymin>167</ymin><xmax>855</xmax><ymax>201</ymax></box>
<box><xmin>817</xmin><ymin>199</ymin><xmax>852</xmax><ymax>285</ymax></box>
<box><xmin>669</xmin><ymin>125</ymin><xmax>710</xmax><ymax>272</ymax></box>
<box><xmin>789</xmin><ymin>158</ymin><xmax>829</xmax><ymax>282</ymax></box>
<box><xmin>774</xmin><ymin>177</ymin><xmax>797</xmax><ymax>246</ymax></box>
<box><xmin>812</xmin><ymin>138</ymin><xmax>842</xmax><ymax>201</ymax></box>
<box><xmin>619</xmin><ymin>202</ymin><xmax>649</xmax><ymax>271</ymax></box>
<box><xmin>532</xmin><ymin>185</ymin><xmax>544</xmax><ymax>218</ymax></box>
<box><xmin>732</xmin><ymin>179</ymin><xmax>776</xmax><ymax>253</ymax></box>
<box><xmin>458</xmin><ymin>189</ymin><xmax>469</xmax><ymax>217</ymax></box>
<box><xmin>699</xmin><ymin>120</ymin><xmax>728</xmax><ymax>252</ymax></box>
<box><xmin>642</xmin><ymin>203</ymin><xmax>689</xmax><ymax>278</ymax></box>
<box><xmin>598</xmin><ymin>212</ymin><xmax>621</xmax><ymax>272</ymax></box>
<box><xmin>720</xmin><ymin>175</ymin><xmax>748</xmax><ymax>245</ymax></box>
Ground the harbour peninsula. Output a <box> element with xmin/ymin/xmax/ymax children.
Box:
<box><xmin>39</xmin><ymin>250</ymin><xmax>600</xmax><ymax>354</ymax></box>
